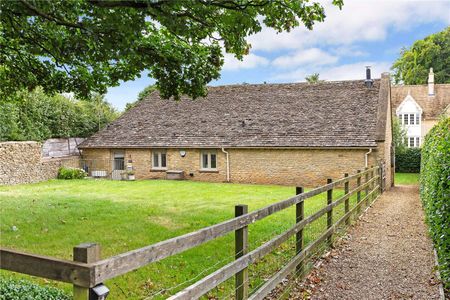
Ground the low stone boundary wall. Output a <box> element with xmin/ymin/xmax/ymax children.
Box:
<box><xmin>0</xmin><ymin>141</ymin><xmax>81</xmax><ymax>185</ymax></box>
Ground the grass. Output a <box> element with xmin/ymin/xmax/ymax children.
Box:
<box><xmin>0</xmin><ymin>179</ymin><xmax>359</xmax><ymax>299</ymax></box>
<box><xmin>395</xmin><ymin>173</ymin><xmax>419</xmax><ymax>185</ymax></box>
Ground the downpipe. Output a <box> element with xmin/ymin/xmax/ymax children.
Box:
<box><xmin>221</xmin><ymin>148</ymin><xmax>230</xmax><ymax>182</ymax></box>
<box><xmin>365</xmin><ymin>148</ymin><xmax>373</xmax><ymax>168</ymax></box>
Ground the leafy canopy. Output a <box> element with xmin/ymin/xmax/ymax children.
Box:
<box><xmin>392</xmin><ymin>27</ymin><xmax>450</xmax><ymax>84</ymax></box>
<box><xmin>0</xmin><ymin>88</ymin><xmax>119</xmax><ymax>141</ymax></box>
<box><xmin>1</xmin><ymin>0</ymin><xmax>343</xmax><ymax>100</ymax></box>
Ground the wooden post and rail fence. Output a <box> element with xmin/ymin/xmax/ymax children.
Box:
<box><xmin>0</xmin><ymin>166</ymin><xmax>383</xmax><ymax>300</ymax></box>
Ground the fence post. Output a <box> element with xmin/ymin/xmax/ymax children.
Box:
<box><xmin>73</xmin><ymin>243</ymin><xmax>100</xmax><ymax>300</ymax></box>
<box><xmin>379</xmin><ymin>166</ymin><xmax>383</xmax><ymax>194</ymax></box>
<box><xmin>356</xmin><ymin>170</ymin><xmax>361</xmax><ymax>215</ymax></box>
<box><xmin>370</xmin><ymin>166</ymin><xmax>375</xmax><ymax>203</ymax></box>
<box><xmin>327</xmin><ymin>178</ymin><xmax>333</xmax><ymax>246</ymax></box>
<box><xmin>364</xmin><ymin>167</ymin><xmax>369</xmax><ymax>207</ymax></box>
<box><xmin>295</xmin><ymin>187</ymin><xmax>304</xmax><ymax>274</ymax></box>
<box><xmin>235</xmin><ymin>204</ymin><xmax>248</xmax><ymax>300</ymax></box>
<box><xmin>344</xmin><ymin>173</ymin><xmax>349</xmax><ymax>225</ymax></box>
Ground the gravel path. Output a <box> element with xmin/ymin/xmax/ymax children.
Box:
<box><xmin>291</xmin><ymin>185</ymin><xmax>441</xmax><ymax>300</ymax></box>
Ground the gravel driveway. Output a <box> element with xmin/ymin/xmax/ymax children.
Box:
<box><xmin>290</xmin><ymin>185</ymin><xmax>441</xmax><ymax>300</ymax></box>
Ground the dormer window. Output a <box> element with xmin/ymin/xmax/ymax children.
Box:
<box><xmin>399</xmin><ymin>113</ymin><xmax>420</xmax><ymax>126</ymax></box>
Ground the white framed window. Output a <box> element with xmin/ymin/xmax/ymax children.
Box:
<box><xmin>400</xmin><ymin>113</ymin><xmax>420</xmax><ymax>126</ymax></box>
<box><xmin>407</xmin><ymin>137</ymin><xmax>420</xmax><ymax>148</ymax></box>
<box><xmin>403</xmin><ymin>114</ymin><xmax>409</xmax><ymax>125</ymax></box>
<box><xmin>200</xmin><ymin>151</ymin><xmax>217</xmax><ymax>170</ymax></box>
<box><xmin>152</xmin><ymin>150</ymin><xmax>167</xmax><ymax>170</ymax></box>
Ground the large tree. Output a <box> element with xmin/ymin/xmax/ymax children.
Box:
<box><xmin>392</xmin><ymin>27</ymin><xmax>450</xmax><ymax>85</ymax></box>
<box><xmin>1</xmin><ymin>0</ymin><xmax>343</xmax><ymax>101</ymax></box>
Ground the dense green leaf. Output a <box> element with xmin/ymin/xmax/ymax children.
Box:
<box><xmin>395</xmin><ymin>148</ymin><xmax>421</xmax><ymax>173</ymax></box>
<box><xmin>0</xmin><ymin>88</ymin><xmax>119</xmax><ymax>141</ymax></box>
<box><xmin>392</xmin><ymin>27</ymin><xmax>450</xmax><ymax>84</ymax></box>
<box><xmin>0</xmin><ymin>0</ymin><xmax>343</xmax><ymax>100</ymax></box>
<box><xmin>0</xmin><ymin>277</ymin><xmax>70</xmax><ymax>300</ymax></box>
<box><xmin>420</xmin><ymin>117</ymin><xmax>450</xmax><ymax>291</ymax></box>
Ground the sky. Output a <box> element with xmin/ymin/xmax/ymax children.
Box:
<box><xmin>105</xmin><ymin>0</ymin><xmax>450</xmax><ymax>111</ymax></box>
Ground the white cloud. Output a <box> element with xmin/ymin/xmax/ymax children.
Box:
<box><xmin>273</xmin><ymin>61</ymin><xmax>391</xmax><ymax>82</ymax></box>
<box><xmin>320</xmin><ymin>61</ymin><xmax>392</xmax><ymax>81</ymax></box>
<box><xmin>272</xmin><ymin>48</ymin><xmax>338</xmax><ymax>69</ymax></box>
<box><xmin>222</xmin><ymin>53</ymin><xmax>270</xmax><ymax>71</ymax></box>
<box><xmin>248</xmin><ymin>0</ymin><xmax>450</xmax><ymax>52</ymax></box>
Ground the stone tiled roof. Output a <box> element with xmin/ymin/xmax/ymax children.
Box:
<box><xmin>79</xmin><ymin>79</ymin><xmax>386</xmax><ymax>149</ymax></box>
<box><xmin>391</xmin><ymin>84</ymin><xmax>450</xmax><ymax>120</ymax></box>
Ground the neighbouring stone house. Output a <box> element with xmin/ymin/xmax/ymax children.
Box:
<box><xmin>78</xmin><ymin>72</ymin><xmax>393</xmax><ymax>189</ymax></box>
<box><xmin>391</xmin><ymin>68</ymin><xmax>450</xmax><ymax>148</ymax></box>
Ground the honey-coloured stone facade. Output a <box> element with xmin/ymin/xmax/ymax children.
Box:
<box><xmin>81</xmin><ymin>147</ymin><xmax>389</xmax><ymax>188</ymax></box>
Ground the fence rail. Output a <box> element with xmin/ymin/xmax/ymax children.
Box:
<box><xmin>0</xmin><ymin>166</ymin><xmax>382</xmax><ymax>299</ymax></box>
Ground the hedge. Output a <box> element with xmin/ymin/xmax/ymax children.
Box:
<box><xmin>0</xmin><ymin>277</ymin><xmax>70</xmax><ymax>300</ymax></box>
<box><xmin>57</xmin><ymin>167</ymin><xmax>87</xmax><ymax>180</ymax></box>
<box><xmin>420</xmin><ymin>117</ymin><xmax>450</xmax><ymax>291</ymax></box>
<box><xmin>395</xmin><ymin>147</ymin><xmax>421</xmax><ymax>173</ymax></box>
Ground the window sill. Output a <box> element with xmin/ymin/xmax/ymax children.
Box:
<box><xmin>151</xmin><ymin>168</ymin><xmax>167</xmax><ymax>172</ymax></box>
<box><xmin>199</xmin><ymin>169</ymin><xmax>219</xmax><ymax>173</ymax></box>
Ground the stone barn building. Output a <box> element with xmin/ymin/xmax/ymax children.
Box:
<box><xmin>78</xmin><ymin>73</ymin><xmax>393</xmax><ymax>189</ymax></box>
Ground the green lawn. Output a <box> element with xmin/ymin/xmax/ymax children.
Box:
<box><xmin>395</xmin><ymin>173</ymin><xmax>419</xmax><ymax>185</ymax></box>
<box><xmin>0</xmin><ymin>179</ymin><xmax>357</xmax><ymax>299</ymax></box>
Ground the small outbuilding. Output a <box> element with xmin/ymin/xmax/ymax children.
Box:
<box><xmin>78</xmin><ymin>73</ymin><xmax>393</xmax><ymax>189</ymax></box>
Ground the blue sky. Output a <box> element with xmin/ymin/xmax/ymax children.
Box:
<box><xmin>106</xmin><ymin>0</ymin><xmax>450</xmax><ymax>111</ymax></box>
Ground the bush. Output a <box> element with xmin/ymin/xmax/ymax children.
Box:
<box><xmin>395</xmin><ymin>147</ymin><xmax>421</xmax><ymax>173</ymax></box>
<box><xmin>420</xmin><ymin>117</ymin><xmax>450</xmax><ymax>291</ymax></box>
<box><xmin>57</xmin><ymin>167</ymin><xmax>87</xmax><ymax>180</ymax></box>
<box><xmin>0</xmin><ymin>277</ymin><xmax>70</xmax><ymax>300</ymax></box>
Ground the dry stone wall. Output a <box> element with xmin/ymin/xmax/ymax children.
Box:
<box><xmin>0</xmin><ymin>141</ymin><xmax>80</xmax><ymax>185</ymax></box>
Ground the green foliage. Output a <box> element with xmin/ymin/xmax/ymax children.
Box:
<box><xmin>392</xmin><ymin>117</ymin><xmax>407</xmax><ymax>154</ymax></box>
<box><xmin>420</xmin><ymin>117</ymin><xmax>450</xmax><ymax>290</ymax></box>
<box><xmin>0</xmin><ymin>277</ymin><xmax>70</xmax><ymax>300</ymax></box>
<box><xmin>0</xmin><ymin>0</ymin><xmax>343</xmax><ymax>101</ymax></box>
<box><xmin>0</xmin><ymin>88</ymin><xmax>119</xmax><ymax>141</ymax></box>
<box><xmin>125</xmin><ymin>84</ymin><xmax>157</xmax><ymax>111</ymax></box>
<box><xmin>57</xmin><ymin>167</ymin><xmax>87</xmax><ymax>180</ymax></box>
<box><xmin>305</xmin><ymin>73</ymin><xmax>322</xmax><ymax>83</ymax></box>
<box><xmin>392</xmin><ymin>27</ymin><xmax>450</xmax><ymax>84</ymax></box>
<box><xmin>395</xmin><ymin>148</ymin><xmax>421</xmax><ymax>173</ymax></box>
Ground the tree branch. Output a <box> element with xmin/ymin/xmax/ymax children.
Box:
<box><xmin>18</xmin><ymin>0</ymin><xmax>85</xmax><ymax>30</ymax></box>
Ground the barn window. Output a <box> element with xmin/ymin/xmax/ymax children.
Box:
<box><xmin>201</xmin><ymin>151</ymin><xmax>217</xmax><ymax>170</ymax></box>
<box><xmin>152</xmin><ymin>150</ymin><xmax>167</xmax><ymax>169</ymax></box>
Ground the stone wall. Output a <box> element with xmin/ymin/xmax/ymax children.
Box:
<box><xmin>81</xmin><ymin>147</ymin><xmax>382</xmax><ymax>187</ymax></box>
<box><xmin>0</xmin><ymin>141</ymin><xmax>80</xmax><ymax>185</ymax></box>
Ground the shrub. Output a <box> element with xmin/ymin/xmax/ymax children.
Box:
<box><xmin>395</xmin><ymin>147</ymin><xmax>421</xmax><ymax>173</ymax></box>
<box><xmin>57</xmin><ymin>167</ymin><xmax>87</xmax><ymax>180</ymax></box>
<box><xmin>0</xmin><ymin>277</ymin><xmax>70</xmax><ymax>300</ymax></box>
<box><xmin>420</xmin><ymin>117</ymin><xmax>450</xmax><ymax>291</ymax></box>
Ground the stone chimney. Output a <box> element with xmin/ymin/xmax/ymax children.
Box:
<box><xmin>428</xmin><ymin>68</ymin><xmax>435</xmax><ymax>96</ymax></box>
